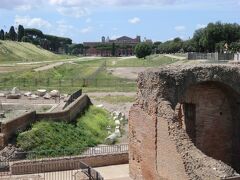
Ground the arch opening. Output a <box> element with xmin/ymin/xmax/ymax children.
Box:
<box><xmin>179</xmin><ymin>81</ymin><xmax>240</xmax><ymax>172</ymax></box>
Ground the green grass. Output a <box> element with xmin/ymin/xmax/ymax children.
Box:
<box><xmin>106</xmin><ymin>54</ymin><xmax>178</xmax><ymax>67</ymax></box>
<box><xmin>0</xmin><ymin>54</ymin><xmax>177</xmax><ymax>92</ymax></box>
<box><xmin>0</xmin><ymin>40</ymin><xmax>74</xmax><ymax>63</ymax></box>
<box><xmin>16</xmin><ymin>106</ymin><xmax>115</xmax><ymax>158</ymax></box>
<box><xmin>0</xmin><ymin>60</ymin><xmax>136</xmax><ymax>93</ymax></box>
<box><xmin>93</xmin><ymin>95</ymin><xmax>136</xmax><ymax>104</ymax></box>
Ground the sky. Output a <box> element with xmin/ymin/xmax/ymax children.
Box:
<box><xmin>0</xmin><ymin>0</ymin><xmax>240</xmax><ymax>43</ymax></box>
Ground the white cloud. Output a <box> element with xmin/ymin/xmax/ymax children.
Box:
<box><xmin>196</xmin><ymin>24</ymin><xmax>207</xmax><ymax>29</ymax></box>
<box><xmin>0</xmin><ymin>0</ymin><xmax>43</xmax><ymax>10</ymax></box>
<box><xmin>1</xmin><ymin>0</ymin><xmax>240</xmax><ymax>11</ymax></box>
<box><xmin>128</xmin><ymin>17</ymin><xmax>141</xmax><ymax>24</ymax></box>
<box><xmin>49</xmin><ymin>0</ymin><xmax>181</xmax><ymax>7</ymax></box>
<box><xmin>80</xmin><ymin>26</ymin><xmax>92</xmax><ymax>34</ymax></box>
<box><xmin>174</xmin><ymin>25</ymin><xmax>186</xmax><ymax>32</ymax></box>
<box><xmin>14</xmin><ymin>15</ymin><xmax>52</xmax><ymax>29</ymax></box>
<box><xmin>54</xmin><ymin>20</ymin><xmax>75</xmax><ymax>36</ymax></box>
<box><xmin>57</xmin><ymin>7</ymin><xmax>90</xmax><ymax>18</ymax></box>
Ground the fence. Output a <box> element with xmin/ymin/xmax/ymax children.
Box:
<box><xmin>0</xmin><ymin>161</ymin><xmax>103</xmax><ymax>180</ymax></box>
<box><xmin>0</xmin><ymin>144</ymin><xmax>128</xmax><ymax>179</ymax></box>
<box><xmin>0</xmin><ymin>78</ymin><xmax>136</xmax><ymax>90</ymax></box>
<box><xmin>13</xmin><ymin>144</ymin><xmax>129</xmax><ymax>160</ymax></box>
<box><xmin>234</xmin><ymin>53</ymin><xmax>240</xmax><ymax>61</ymax></box>
<box><xmin>81</xmin><ymin>162</ymin><xmax>104</xmax><ymax>180</ymax></box>
<box><xmin>187</xmin><ymin>52</ymin><xmax>234</xmax><ymax>61</ymax></box>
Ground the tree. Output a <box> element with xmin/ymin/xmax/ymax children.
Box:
<box><xmin>0</xmin><ymin>29</ymin><xmax>4</xmax><ymax>40</ymax></box>
<box><xmin>230</xmin><ymin>42</ymin><xmax>240</xmax><ymax>53</ymax></box>
<box><xmin>25</xmin><ymin>28</ymin><xmax>44</xmax><ymax>38</ymax></box>
<box><xmin>17</xmin><ymin>25</ymin><xmax>24</xmax><ymax>42</ymax></box>
<box><xmin>21</xmin><ymin>36</ymin><xmax>32</xmax><ymax>43</ymax></box>
<box><xmin>135</xmin><ymin>42</ymin><xmax>152</xmax><ymax>59</ymax></box>
<box><xmin>9</xmin><ymin>26</ymin><xmax>17</xmax><ymax>41</ymax></box>
<box><xmin>111</xmin><ymin>43</ymin><xmax>116</xmax><ymax>56</ymax></box>
<box><xmin>192</xmin><ymin>22</ymin><xmax>240</xmax><ymax>52</ymax></box>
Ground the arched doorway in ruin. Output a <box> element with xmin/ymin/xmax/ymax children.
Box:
<box><xmin>180</xmin><ymin>81</ymin><xmax>240</xmax><ymax>172</ymax></box>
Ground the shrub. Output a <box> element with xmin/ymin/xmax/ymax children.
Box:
<box><xmin>135</xmin><ymin>42</ymin><xmax>152</xmax><ymax>59</ymax></box>
<box><xmin>17</xmin><ymin>106</ymin><xmax>115</xmax><ymax>157</ymax></box>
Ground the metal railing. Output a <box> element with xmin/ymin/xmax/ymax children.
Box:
<box><xmin>13</xmin><ymin>144</ymin><xmax>129</xmax><ymax>160</ymax></box>
<box><xmin>0</xmin><ymin>144</ymin><xmax>129</xmax><ymax>179</ymax></box>
<box><xmin>81</xmin><ymin>162</ymin><xmax>104</xmax><ymax>180</ymax></box>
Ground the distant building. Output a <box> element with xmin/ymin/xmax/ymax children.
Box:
<box><xmin>83</xmin><ymin>36</ymin><xmax>142</xmax><ymax>56</ymax></box>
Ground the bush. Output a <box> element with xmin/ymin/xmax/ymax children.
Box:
<box><xmin>17</xmin><ymin>106</ymin><xmax>115</xmax><ymax>157</ymax></box>
<box><xmin>135</xmin><ymin>42</ymin><xmax>152</xmax><ymax>59</ymax></box>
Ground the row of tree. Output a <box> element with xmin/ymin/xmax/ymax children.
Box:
<box><xmin>0</xmin><ymin>25</ymin><xmax>73</xmax><ymax>53</ymax></box>
<box><xmin>154</xmin><ymin>22</ymin><xmax>240</xmax><ymax>54</ymax></box>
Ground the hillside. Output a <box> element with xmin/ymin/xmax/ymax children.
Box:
<box><xmin>0</xmin><ymin>40</ymin><xmax>70</xmax><ymax>63</ymax></box>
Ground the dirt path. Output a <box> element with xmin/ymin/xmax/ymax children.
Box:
<box><xmin>34</xmin><ymin>61</ymin><xmax>66</xmax><ymax>71</ymax></box>
<box><xmin>33</xmin><ymin>57</ymin><xmax>105</xmax><ymax>72</ymax></box>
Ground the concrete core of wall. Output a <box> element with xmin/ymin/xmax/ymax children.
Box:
<box><xmin>129</xmin><ymin>64</ymin><xmax>240</xmax><ymax>180</ymax></box>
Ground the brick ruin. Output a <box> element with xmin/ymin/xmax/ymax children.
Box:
<box><xmin>129</xmin><ymin>64</ymin><xmax>240</xmax><ymax>179</ymax></box>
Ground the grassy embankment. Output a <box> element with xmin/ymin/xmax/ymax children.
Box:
<box><xmin>0</xmin><ymin>40</ymin><xmax>73</xmax><ymax>63</ymax></box>
<box><xmin>17</xmin><ymin>106</ymin><xmax>115</xmax><ymax>158</ymax></box>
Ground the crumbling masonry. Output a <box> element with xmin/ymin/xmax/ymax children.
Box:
<box><xmin>129</xmin><ymin>64</ymin><xmax>240</xmax><ymax>180</ymax></box>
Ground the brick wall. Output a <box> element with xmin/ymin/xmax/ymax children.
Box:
<box><xmin>11</xmin><ymin>153</ymin><xmax>129</xmax><ymax>175</ymax></box>
<box><xmin>0</xmin><ymin>94</ymin><xmax>91</xmax><ymax>147</ymax></box>
<box><xmin>129</xmin><ymin>64</ymin><xmax>240</xmax><ymax>179</ymax></box>
<box><xmin>183</xmin><ymin>83</ymin><xmax>233</xmax><ymax>165</ymax></box>
<box><xmin>0</xmin><ymin>111</ymin><xmax>36</xmax><ymax>147</ymax></box>
<box><xmin>36</xmin><ymin>94</ymin><xmax>91</xmax><ymax>122</ymax></box>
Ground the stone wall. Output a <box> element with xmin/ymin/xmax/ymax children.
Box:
<box><xmin>129</xmin><ymin>64</ymin><xmax>240</xmax><ymax>180</ymax></box>
<box><xmin>0</xmin><ymin>94</ymin><xmax>92</xmax><ymax>147</ymax></box>
<box><xmin>11</xmin><ymin>152</ymin><xmax>128</xmax><ymax>175</ymax></box>
<box><xmin>37</xmin><ymin>94</ymin><xmax>92</xmax><ymax>122</ymax></box>
<box><xmin>0</xmin><ymin>111</ymin><xmax>36</xmax><ymax>147</ymax></box>
<box><xmin>63</xmin><ymin>89</ymin><xmax>82</xmax><ymax>109</ymax></box>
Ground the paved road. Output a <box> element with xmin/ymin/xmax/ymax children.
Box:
<box><xmin>94</xmin><ymin>164</ymin><xmax>131</xmax><ymax>180</ymax></box>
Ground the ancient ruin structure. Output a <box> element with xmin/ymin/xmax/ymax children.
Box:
<box><xmin>83</xmin><ymin>36</ymin><xmax>142</xmax><ymax>56</ymax></box>
<box><xmin>129</xmin><ymin>64</ymin><xmax>240</xmax><ymax>179</ymax></box>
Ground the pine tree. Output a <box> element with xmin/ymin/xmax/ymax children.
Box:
<box><xmin>9</xmin><ymin>26</ymin><xmax>17</xmax><ymax>41</ymax></box>
<box><xmin>18</xmin><ymin>25</ymin><xmax>24</xmax><ymax>42</ymax></box>
<box><xmin>0</xmin><ymin>29</ymin><xmax>4</xmax><ymax>40</ymax></box>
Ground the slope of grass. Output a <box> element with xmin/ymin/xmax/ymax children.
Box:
<box><xmin>16</xmin><ymin>106</ymin><xmax>115</xmax><ymax>158</ymax></box>
<box><xmin>93</xmin><ymin>95</ymin><xmax>136</xmax><ymax>104</ymax></box>
<box><xmin>106</xmin><ymin>54</ymin><xmax>178</xmax><ymax>67</ymax></box>
<box><xmin>0</xmin><ymin>40</ymin><xmax>72</xmax><ymax>63</ymax></box>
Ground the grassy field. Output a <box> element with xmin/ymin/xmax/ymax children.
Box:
<box><xmin>93</xmin><ymin>95</ymin><xmax>136</xmax><ymax>104</ymax></box>
<box><xmin>0</xmin><ymin>54</ymin><xmax>179</xmax><ymax>92</ymax></box>
<box><xmin>106</xmin><ymin>54</ymin><xmax>178</xmax><ymax>67</ymax></box>
<box><xmin>0</xmin><ymin>40</ymin><xmax>73</xmax><ymax>63</ymax></box>
<box><xmin>17</xmin><ymin>106</ymin><xmax>115</xmax><ymax>158</ymax></box>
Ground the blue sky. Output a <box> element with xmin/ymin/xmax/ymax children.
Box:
<box><xmin>0</xmin><ymin>0</ymin><xmax>240</xmax><ymax>43</ymax></box>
